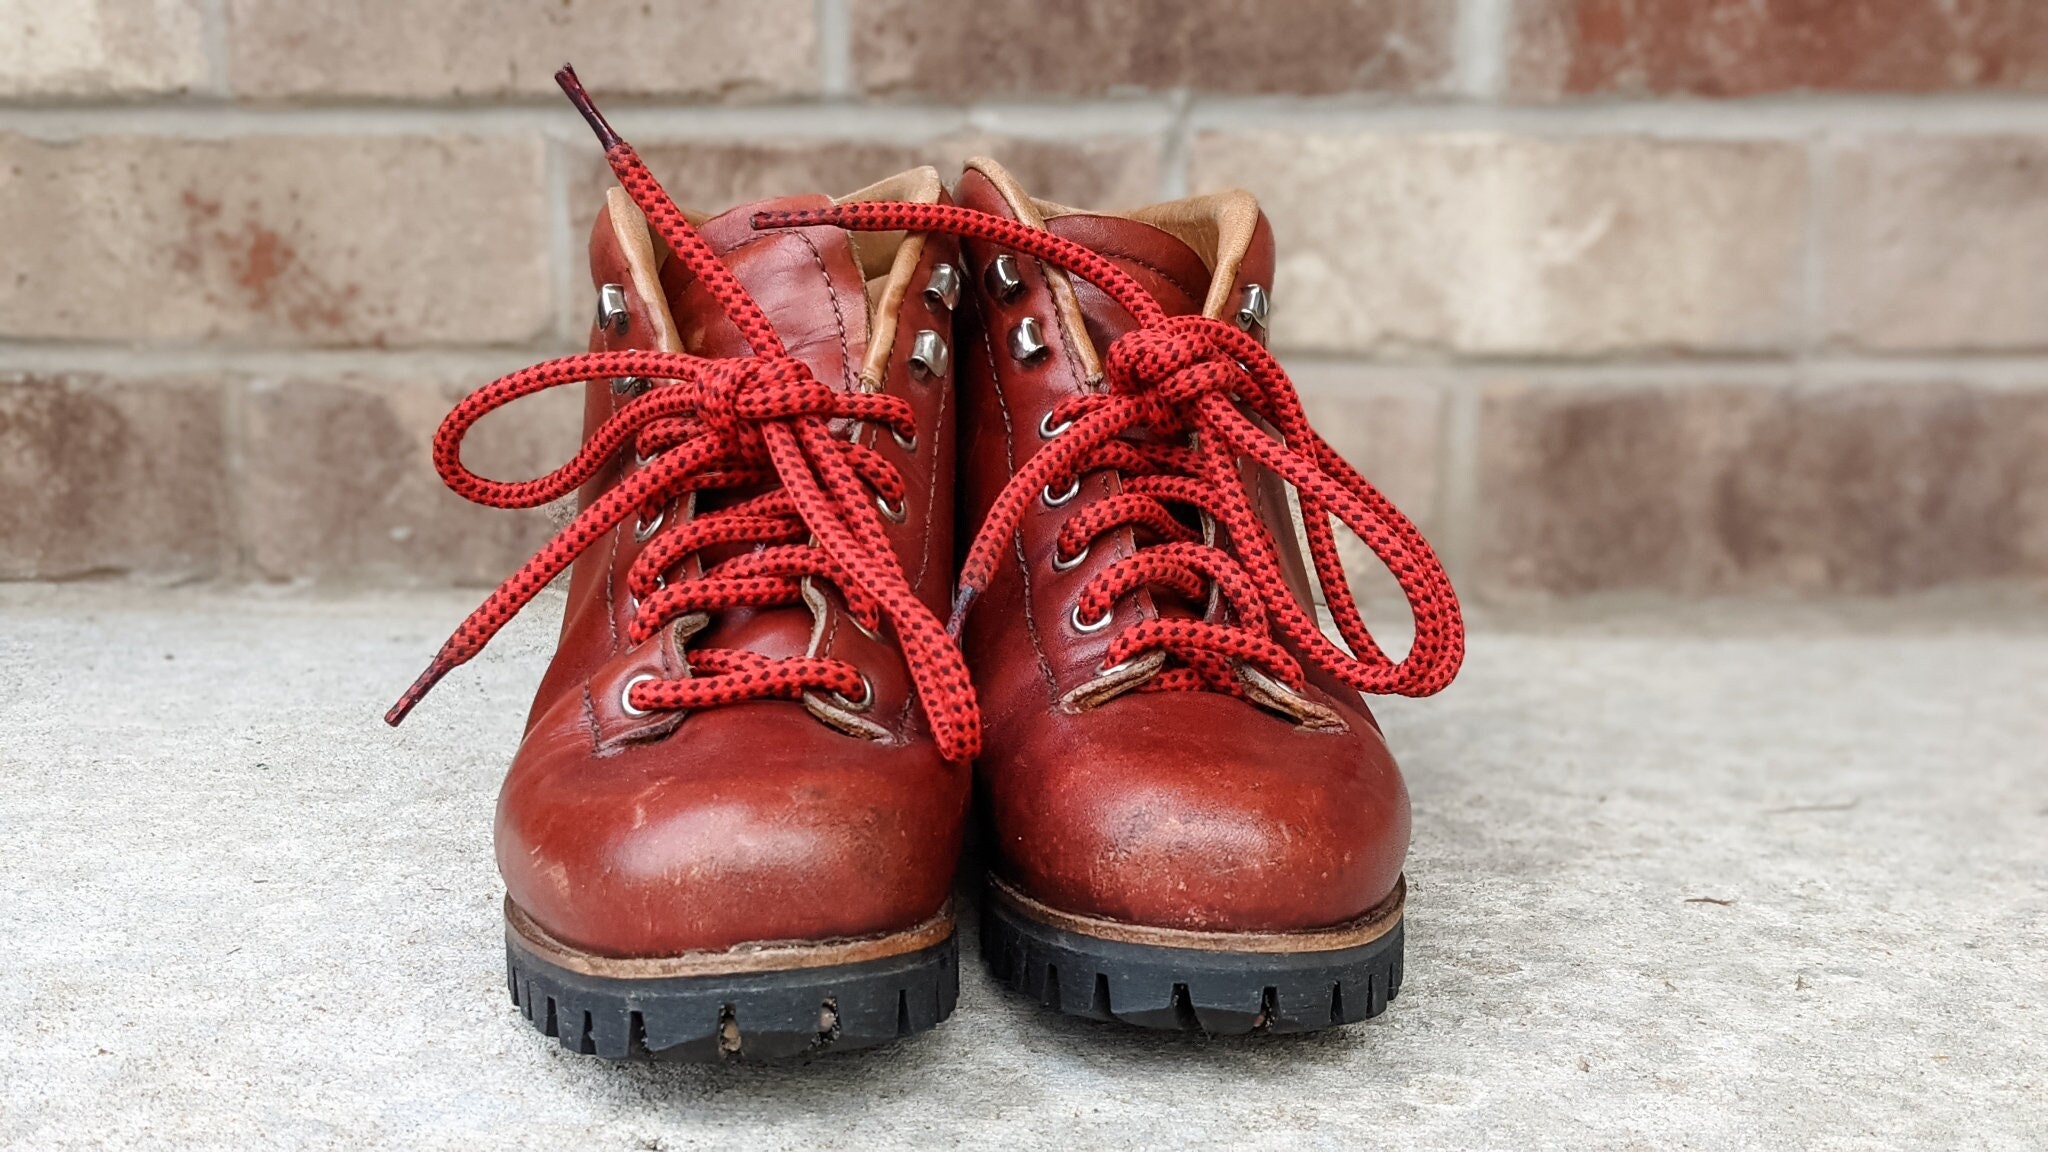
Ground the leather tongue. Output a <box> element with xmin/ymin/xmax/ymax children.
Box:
<box><xmin>952</xmin><ymin>180</ymin><xmax>1228</xmax><ymax>627</ymax></box>
<box><xmin>1041</xmin><ymin>215</ymin><xmax>1221</xmax><ymax>624</ymax></box>
<box><xmin>956</xmin><ymin>157</ymin><xmax>1272</xmax><ymax>364</ymax></box>
<box><xmin>663</xmin><ymin>193</ymin><xmax>873</xmax><ymax>388</ymax></box>
<box><xmin>656</xmin><ymin>194</ymin><xmax>877</xmax><ymax>661</ymax></box>
<box><xmin>1046</xmin><ymin>212</ymin><xmax>1215</xmax><ymax>349</ymax></box>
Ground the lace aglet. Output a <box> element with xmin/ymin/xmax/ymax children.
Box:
<box><xmin>384</xmin><ymin>659</ymin><xmax>454</xmax><ymax>727</ymax></box>
<box><xmin>555</xmin><ymin>64</ymin><xmax>623</xmax><ymax>151</ymax></box>
<box><xmin>946</xmin><ymin>584</ymin><xmax>980</xmax><ymax>638</ymax></box>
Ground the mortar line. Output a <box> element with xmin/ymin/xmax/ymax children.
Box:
<box><xmin>1453</xmin><ymin>0</ymin><xmax>1509</xmax><ymax>101</ymax></box>
<box><xmin>818</xmin><ymin>0</ymin><xmax>853</xmax><ymax>99</ymax></box>
<box><xmin>0</xmin><ymin>101</ymin><xmax>1126</xmax><ymax>141</ymax></box>
<box><xmin>15</xmin><ymin>91</ymin><xmax>2048</xmax><ymax>140</ymax></box>
<box><xmin>14</xmin><ymin>343</ymin><xmax>2048</xmax><ymax>389</ymax></box>
<box><xmin>545</xmin><ymin>137</ymin><xmax>579</xmax><ymax>346</ymax></box>
<box><xmin>219</xmin><ymin>376</ymin><xmax>253</xmax><ymax>581</ymax></box>
<box><xmin>1186</xmin><ymin>91</ymin><xmax>2048</xmax><ymax>136</ymax></box>
<box><xmin>1158</xmin><ymin>90</ymin><xmax>1192</xmax><ymax>201</ymax></box>
<box><xmin>962</xmin><ymin>100</ymin><xmax>1177</xmax><ymax>138</ymax></box>
<box><xmin>1437</xmin><ymin>382</ymin><xmax>1482</xmax><ymax>586</ymax></box>
<box><xmin>1803</xmin><ymin>133</ymin><xmax>1837</xmax><ymax>369</ymax></box>
<box><xmin>1275</xmin><ymin>354</ymin><xmax>2048</xmax><ymax>391</ymax></box>
<box><xmin>196</xmin><ymin>0</ymin><xmax>232</xmax><ymax>99</ymax></box>
<box><xmin>0</xmin><ymin>345</ymin><xmax>562</xmax><ymax>378</ymax></box>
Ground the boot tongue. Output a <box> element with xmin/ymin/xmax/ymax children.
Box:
<box><xmin>1044</xmin><ymin>213</ymin><xmax>1214</xmax><ymax>353</ymax></box>
<box><xmin>1024</xmin><ymin>214</ymin><xmax>1221</xmax><ymax>628</ymax></box>
<box><xmin>656</xmin><ymin>193</ymin><xmax>877</xmax><ymax>661</ymax></box>
<box><xmin>662</xmin><ymin>193</ymin><xmax>872</xmax><ymax>386</ymax></box>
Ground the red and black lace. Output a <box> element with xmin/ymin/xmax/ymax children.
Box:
<box><xmin>752</xmin><ymin>200</ymin><xmax>1466</xmax><ymax>703</ymax></box>
<box><xmin>391</xmin><ymin>66</ymin><xmax>1458</xmax><ymax>767</ymax></box>
<box><xmin>386</xmin><ymin>68</ymin><xmax>980</xmax><ymax>762</ymax></box>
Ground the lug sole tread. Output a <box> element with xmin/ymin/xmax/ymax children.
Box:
<box><xmin>506</xmin><ymin>923</ymin><xmax>958</xmax><ymax>1061</ymax></box>
<box><xmin>982</xmin><ymin>892</ymin><xmax>1402</xmax><ymax>1035</ymax></box>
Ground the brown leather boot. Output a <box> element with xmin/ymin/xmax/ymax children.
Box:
<box><xmin>386</xmin><ymin>69</ymin><xmax>977</xmax><ymax>1060</ymax></box>
<box><xmin>769</xmin><ymin>161</ymin><xmax>1465</xmax><ymax>1033</ymax></box>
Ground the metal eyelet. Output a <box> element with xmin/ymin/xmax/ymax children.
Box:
<box><xmin>619</xmin><ymin>673</ymin><xmax>657</xmax><ymax>717</ymax></box>
<box><xmin>1038</xmin><ymin>410</ymin><xmax>1072</xmax><ymax>439</ymax></box>
<box><xmin>829</xmin><ymin>672</ymin><xmax>876</xmax><ymax>713</ymax></box>
<box><xmin>876</xmin><ymin>494</ymin><xmax>907</xmax><ymax>522</ymax></box>
<box><xmin>597</xmin><ymin>283</ymin><xmax>630</xmax><ymax>334</ymax></box>
<box><xmin>892</xmin><ymin>425</ymin><xmax>918</xmax><ymax>452</ymax></box>
<box><xmin>1071</xmin><ymin>603</ymin><xmax>1113</xmax><ymax>634</ymax></box>
<box><xmin>909</xmin><ymin>330</ymin><xmax>950</xmax><ymax>379</ymax></box>
<box><xmin>987</xmin><ymin>254</ymin><xmax>1025</xmax><ymax>301</ymax></box>
<box><xmin>924</xmin><ymin>263</ymin><xmax>961</xmax><ymax>312</ymax></box>
<box><xmin>1042</xmin><ymin>478</ymin><xmax>1080</xmax><ymax>507</ymax></box>
<box><xmin>633</xmin><ymin>508</ymin><xmax>664</xmax><ymax>542</ymax></box>
<box><xmin>1051</xmin><ymin>543</ymin><xmax>1090</xmax><ymax>572</ymax></box>
<box><xmin>1009</xmin><ymin>317</ymin><xmax>1050</xmax><ymax>362</ymax></box>
<box><xmin>1235</xmin><ymin>282</ymin><xmax>1272</xmax><ymax>331</ymax></box>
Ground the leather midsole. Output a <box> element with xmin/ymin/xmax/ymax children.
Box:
<box><xmin>504</xmin><ymin>896</ymin><xmax>955</xmax><ymax>979</ymax></box>
<box><xmin>989</xmin><ymin>875</ymin><xmax>1404</xmax><ymax>955</ymax></box>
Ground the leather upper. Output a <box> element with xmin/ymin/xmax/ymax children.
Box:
<box><xmin>951</xmin><ymin>162</ymin><xmax>1411</xmax><ymax>933</ymax></box>
<box><xmin>497</xmin><ymin>180</ymin><xmax>969</xmax><ymax>957</ymax></box>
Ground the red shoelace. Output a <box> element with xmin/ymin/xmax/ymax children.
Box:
<box><xmin>386</xmin><ymin>68</ymin><xmax>981</xmax><ymax>762</ymax></box>
<box><xmin>753</xmin><ymin>200</ymin><xmax>1465</xmax><ymax>702</ymax></box>
<box><xmin>392</xmin><ymin>66</ymin><xmax>1455</xmax><ymax>766</ymax></box>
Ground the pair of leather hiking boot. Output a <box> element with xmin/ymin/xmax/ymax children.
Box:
<box><xmin>389</xmin><ymin>68</ymin><xmax>1464</xmax><ymax>1060</ymax></box>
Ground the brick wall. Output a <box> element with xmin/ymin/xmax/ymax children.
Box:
<box><xmin>4</xmin><ymin>0</ymin><xmax>2045</xmax><ymax>598</ymax></box>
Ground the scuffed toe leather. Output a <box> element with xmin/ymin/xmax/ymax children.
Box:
<box><xmin>500</xmin><ymin>697</ymin><xmax>967</xmax><ymax>957</ymax></box>
<box><xmin>985</xmin><ymin>691</ymin><xmax>1408</xmax><ymax>934</ymax></box>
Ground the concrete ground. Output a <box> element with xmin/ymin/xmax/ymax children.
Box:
<box><xmin>1</xmin><ymin>584</ymin><xmax>2043</xmax><ymax>1151</ymax></box>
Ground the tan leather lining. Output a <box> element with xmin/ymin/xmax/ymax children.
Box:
<box><xmin>615</xmin><ymin>189</ymin><xmax>709</xmax><ymax>290</ymax></box>
<box><xmin>1125</xmin><ymin>191</ymin><xmax>1263</xmax><ymax>319</ymax></box>
<box><xmin>991</xmin><ymin>875</ymin><xmax>1404</xmax><ymax>954</ymax></box>
<box><xmin>797</xmin><ymin>577</ymin><xmax>894</xmax><ymax>741</ymax></box>
<box><xmin>604</xmin><ymin>187</ymin><xmax>684</xmax><ymax>354</ymax></box>
<box><xmin>838</xmin><ymin>166</ymin><xmax>943</xmax><ymax>388</ymax></box>
<box><xmin>1058</xmin><ymin>649</ymin><xmax>1168</xmax><ymax>712</ymax></box>
<box><xmin>838</xmin><ymin>167</ymin><xmax>940</xmax><ymax>278</ymax></box>
<box><xmin>1237</xmin><ymin>661</ymin><xmax>1349</xmax><ymax>731</ymax></box>
<box><xmin>506</xmin><ymin>896</ymin><xmax>955</xmax><ymax>978</ymax></box>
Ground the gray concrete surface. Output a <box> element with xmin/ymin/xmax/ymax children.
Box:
<box><xmin>1</xmin><ymin>585</ymin><xmax>2043</xmax><ymax>1151</ymax></box>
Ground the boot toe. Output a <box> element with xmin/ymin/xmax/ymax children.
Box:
<box><xmin>498</xmin><ymin>699</ymin><xmax>967</xmax><ymax>957</ymax></box>
<box><xmin>988</xmin><ymin>692</ymin><xmax>1408</xmax><ymax>933</ymax></box>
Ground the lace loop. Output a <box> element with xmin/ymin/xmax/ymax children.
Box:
<box><xmin>755</xmin><ymin>201</ymin><xmax>1465</xmax><ymax>703</ymax></box>
<box><xmin>1104</xmin><ymin>317</ymin><xmax>1242</xmax><ymax>421</ymax></box>
<box><xmin>388</xmin><ymin>126</ymin><xmax>980</xmax><ymax>762</ymax></box>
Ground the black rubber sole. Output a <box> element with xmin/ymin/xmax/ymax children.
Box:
<box><xmin>506</xmin><ymin>926</ymin><xmax>958</xmax><ymax>1061</ymax></box>
<box><xmin>982</xmin><ymin>892</ymin><xmax>1403</xmax><ymax>1035</ymax></box>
